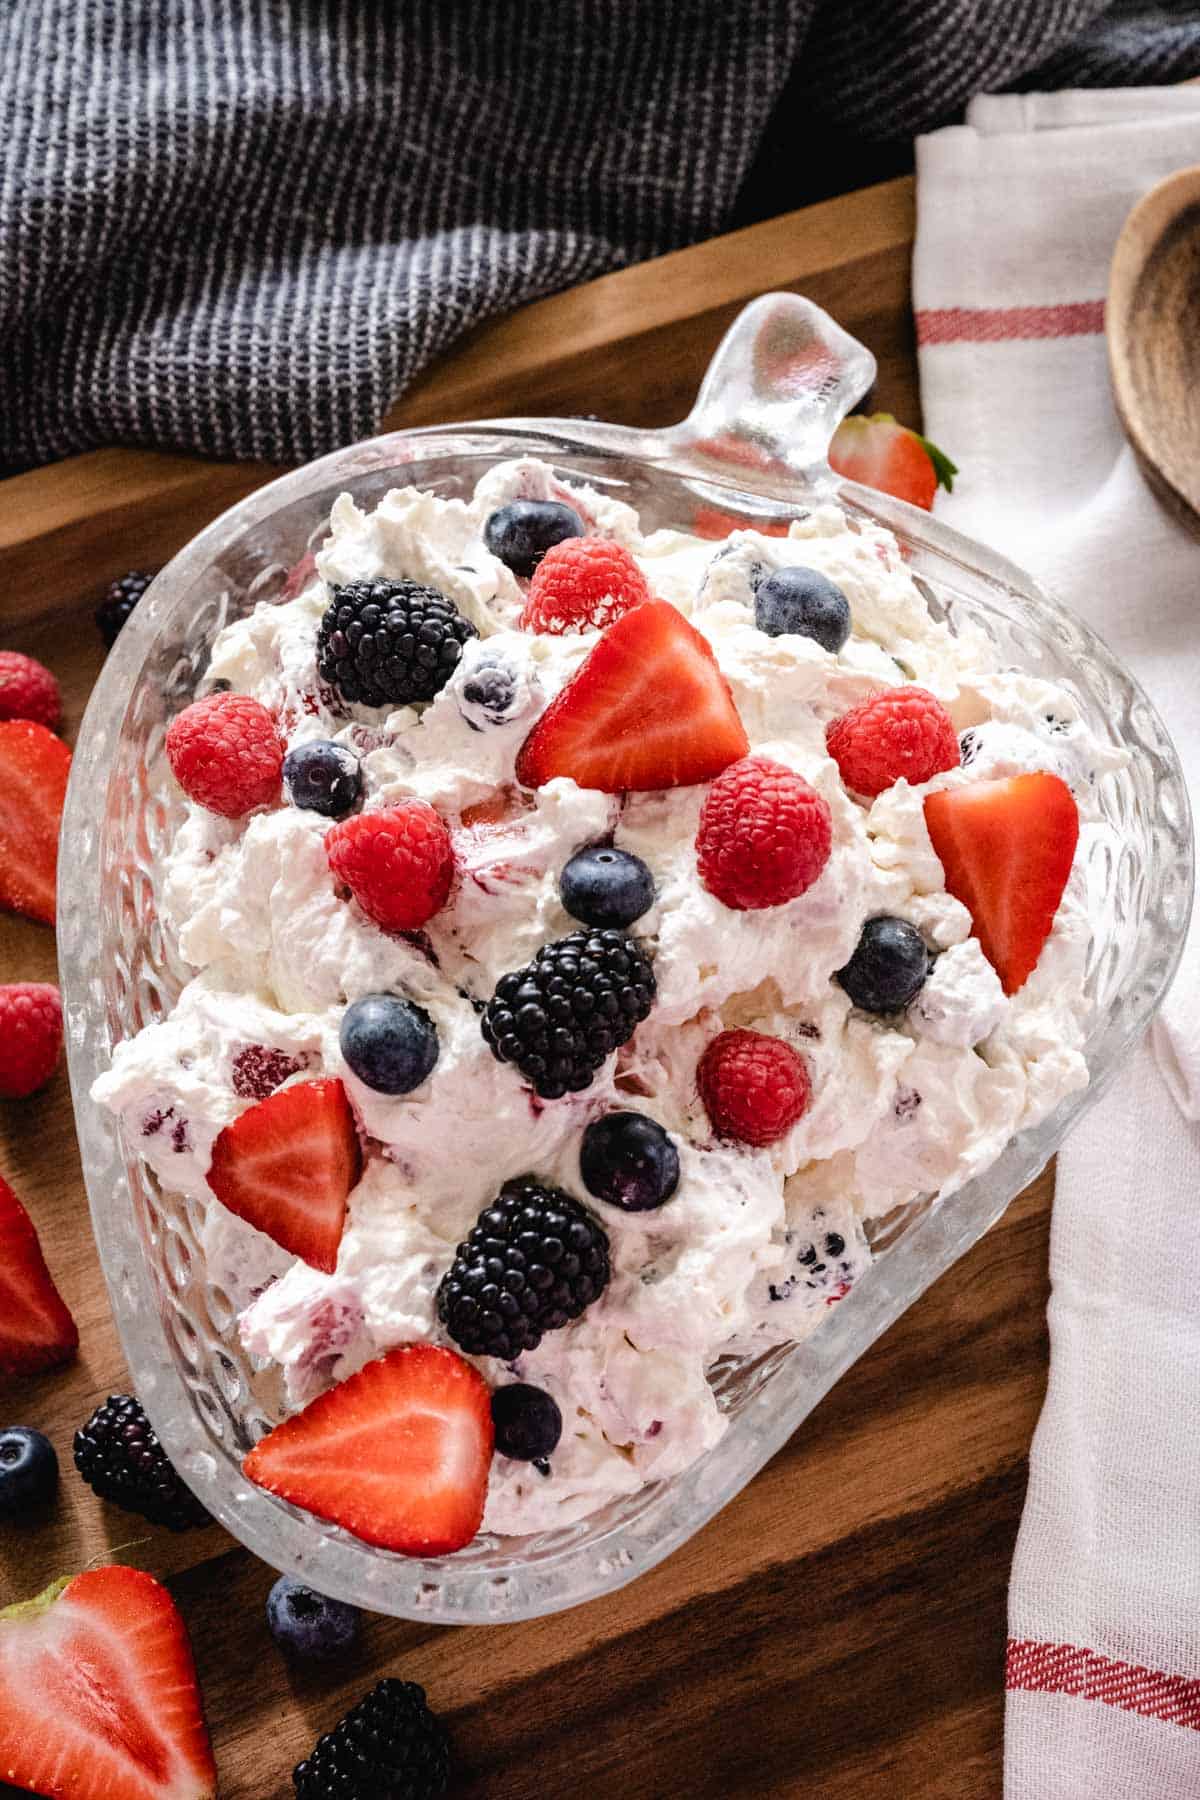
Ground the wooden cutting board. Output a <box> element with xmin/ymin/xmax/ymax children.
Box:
<box><xmin>0</xmin><ymin>176</ymin><xmax>1050</xmax><ymax>1799</ymax></box>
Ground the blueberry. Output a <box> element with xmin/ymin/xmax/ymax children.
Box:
<box><xmin>491</xmin><ymin>1384</ymin><xmax>563</xmax><ymax>1462</ymax></box>
<box><xmin>340</xmin><ymin>994</ymin><xmax>439</xmax><ymax>1094</ymax></box>
<box><xmin>283</xmin><ymin>740</ymin><xmax>362</xmax><ymax>818</ymax></box>
<box><xmin>754</xmin><ymin>566</ymin><xmax>851</xmax><ymax>654</ymax></box>
<box><xmin>579</xmin><ymin>1111</ymin><xmax>680</xmax><ymax>1212</ymax></box>
<box><xmin>560</xmin><ymin>845</ymin><xmax>654</xmax><ymax>929</ymax></box>
<box><xmin>266</xmin><ymin>1575</ymin><xmax>360</xmax><ymax>1662</ymax></box>
<box><xmin>483</xmin><ymin>500</ymin><xmax>584</xmax><ymax>577</ymax></box>
<box><xmin>0</xmin><ymin>1427</ymin><xmax>58</xmax><ymax>1518</ymax></box>
<box><xmin>836</xmin><ymin>917</ymin><xmax>930</xmax><ymax>1013</ymax></box>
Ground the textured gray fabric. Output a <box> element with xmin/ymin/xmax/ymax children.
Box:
<box><xmin>1</xmin><ymin>0</ymin><xmax>1197</xmax><ymax>471</ymax></box>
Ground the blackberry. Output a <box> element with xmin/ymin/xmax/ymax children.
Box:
<box><xmin>437</xmin><ymin>1177</ymin><xmax>610</xmax><ymax>1360</ymax></box>
<box><xmin>73</xmin><ymin>1394</ymin><xmax>210</xmax><ymax>1531</ymax></box>
<box><xmin>481</xmin><ymin>928</ymin><xmax>654</xmax><ymax>1100</ymax></box>
<box><xmin>316</xmin><ymin>578</ymin><xmax>478</xmax><ymax>709</ymax></box>
<box><xmin>293</xmin><ymin>1678</ymin><xmax>449</xmax><ymax>1800</ymax></box>
<box><xmin>96</xmin><ymin>571</ymin><xmax>154</xmax><ymax>649</ymax></box>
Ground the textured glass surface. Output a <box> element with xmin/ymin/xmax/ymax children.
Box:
<box><xmin>61</xmin><ymin>300</ymin><xmax>1192</xmax><ymax>1623</ymax></box>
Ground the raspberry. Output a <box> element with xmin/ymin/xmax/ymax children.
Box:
<box><xmin>0</xmin><ymin>654</ymin><xmax>61</xmax><ymax>731</ymax></box>
<box><xmin>0</xmin><ymin>983</ymin><xmax>62</xmax><ymax>1099</ymax></box>
<box><xmin>231</xmin><ymin>1044</ymin><xmax>308</xmax><ymax>1100</ymax></box>
<box><xmin>326</xmin><ymin>802</ymin><xmax>454</xmax><ymax>932</ymax></box>
<box><xmin>165</xmin><ymin>693</ymin><xmax>283</xmax><ymax>818</ymax></box>
<box><xmin>521</xmin><ymin>538</ymin><xmax>651</xmax><ymax>635</ymax></box>
<box><xmin>826</xmin><ymin>685</ymin><xmax>959</xmax><ymax>799</ymax></box>
<box><xmin>697</xmin><ymin>1028</ymin><xmax>811</xmax><ymax>1147</ymax></box>
<box><xmin>696</xmin><ymin>755</ymin><xmax>832</xmax><ymax>910</ymax></box>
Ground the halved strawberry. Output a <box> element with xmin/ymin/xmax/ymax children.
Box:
<box><xmin>515</xmin><ymin>599</ymin><xmax>749</xmax><ymax>793</ymax></box>
<box><xmin>924</xmin><ymin>773</ymin><xmax>1079</xmax><ymax>996</ymax></box>
<box><xmin>0</xmin><ymin>1173</ymin><xmax>78</xmax><ymax>1376</ymax></box>
<box><xmin>0</xmin><ymin>1565</ymin><xmax>216</xmax><ymax>1799</ymax></box>
<box><xmin>207</xmin><ymin>1078</ymin><xmax>362</xmax><ymax>1273</ymax></box>
<box><xmin>244</xmin><ymin>1342</ymin><xmax>494</xmax><ymax>1555</ymax></box>
<box><xmin>829</xmin><ymin>412</ymin><xmax>957</xmax><ymax>512</ymax></box>
<box><xmin>0</xmin><ymin>718</ymin><xmax>71</xmax><ymax>924</ymax></box>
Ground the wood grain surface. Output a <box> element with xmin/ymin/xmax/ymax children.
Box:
<box><xmin>0</xmin><ymin>175</ymin><xmax>1049</xmax><ymax>1798</ymax></box>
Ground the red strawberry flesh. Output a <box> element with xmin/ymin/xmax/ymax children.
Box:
<box><xmin>207</xmin><ymin>1077</ymin><xmax>361</xmax><ymax>1272</ymax></box>
<box><xmin>0</xmin><ymin>718</ymin><xmax>71</xmax><ymax>924</ymax></box>
<box><xmin>0</xmin><ymin>1173</ymin><xmax>78</xmax><ymax>1376</ymax></box>
<box><xmin>0</xmin><ymin>1565</ymin><xmax>216</xmax><ymax>1800</ymax></box>
<box><xmin>515</xmin><ymin>599</ymin><xmax>749</xmax><ymax>793</ymax></box>
<box><xmin>244</xmin><ymin>1342</ymin><xmax>494</xmax><ymax>1555</ymax></box>
<box><xmin>924</xmin><ymin>772</ymin><xmax>1079</xmax><ymax>995</ymax></box>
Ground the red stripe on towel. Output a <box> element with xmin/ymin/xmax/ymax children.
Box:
<box><xmin>1007</xmin><ymin>1639</ymin><xmax>1200</xmax><ymax>1732</ymax></box>
<box><xmin>917</xmin><ymin>302</ymin><xmax>1106</xmax><ymax>344</ymax></box>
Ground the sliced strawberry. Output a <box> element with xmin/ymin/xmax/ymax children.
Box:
<box><xmin>244</xmin><ymin>1342</ymin><xmax>494</xmax><ymax>1555</ymax></box>
<box><xmin>0</xmin><ymin>1565</ymin><xmax>216</xmax><ymax>1799</ymax></box>
<box><xmin>828</xmin><ymin>412</ymin><xmax>957</xmax><ymax>512</ymax></box>
<box><xmin>515</xmin><ymin>599</ymin><xmax>749</xmax><ymax>794</ymax></box>
<box><xmin>0</xmin><ymin>718</ymin><xmax>71</xmax><ymax>925</ymax></box>
<box><xmin>691</xmin><ymin>507</ymin><xmax>792</xmax><ymax>541</ymax></box>
<box><xmin>924</xmin><ymin>773</ymin><xmax>1079</xmax><ymax>996</ymax></box>
<box><xmin>207</xmin><ymin>1078</ymin><xmax>362</xmax><ymax>1273</ymax></box>
<box><xmin>0</xmin><ymin>1173</ymin><xmax>78</xmax><ymax>1375</ymax></box>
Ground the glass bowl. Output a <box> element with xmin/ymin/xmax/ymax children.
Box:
<box><xmin>61</xmin><ymin>296</ymin><xmax>1193</xmax><ymax>1624</ymax></box>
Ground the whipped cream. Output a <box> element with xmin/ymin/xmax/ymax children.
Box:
<box><xmin>95</xmin><ymin>458</ymin><xmax>1108</xmax><ymax>1538</ymax></box>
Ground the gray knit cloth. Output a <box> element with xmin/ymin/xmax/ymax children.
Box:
<box><xmin>2</xmin><ymin>0</ymin><xmax>1197</xmax><ymax>471</ymax></box>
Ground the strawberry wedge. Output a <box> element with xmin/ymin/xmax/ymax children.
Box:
<box><xmin>515</xmin><ymin>599</ymin><xmax>749</xmax><ymax>793</ymax></box>
<box><xmin>207</xmin><ymin>1077</ymin><xmax>362</xmax><ymax>1272</ymax></box>
<box><xmin>829</xmin><ymin>412</ymin><xmax>957</xmax><ymax>512</ymax></box>
<box><xmin>0</xmin><ymin>718</ymin><xmax>71</xmax><ymax>925</ymax></box>
<box><xmin>0</xmin><ymin>1174</ymin><xmax>78</xmax><ymax>1376</ymax></box>
<box><xmin>244</xmin><ymin>1343</ymin><xmax>494</xmax><ymax>1555</ymax></box>
<box><xmin>0</xmin><ymin>1565</ymin><xmax>216</xmax><ymax>1799</ymax></box>
<box><xmin>924</xmin><ymin>772</ymin><xmax>1079</xmax><ymax>996</ymax></box>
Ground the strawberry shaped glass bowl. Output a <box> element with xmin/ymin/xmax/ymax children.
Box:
<box><xmin>62</xmin><ymin>295</ymin><xmax>1192</xmax><ymax>1623</ymax></box>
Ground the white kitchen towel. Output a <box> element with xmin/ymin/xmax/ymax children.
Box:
<box><xmin>915</xmin><ymin>90</ymin><xmax>1200</xmax><ymax>1798</ymax></box>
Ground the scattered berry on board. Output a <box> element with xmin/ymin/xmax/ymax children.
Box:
<box><xmin>559</xmin><ymin>843</ymin><xmax>655</xmax><ymax>929</ymax></box>
<box><xmin>754</xmin><ymin>566</ymin><xmax>851</xmax><ymax>653</ymax></box>
<box><xmin>698</xmin><ymin>1029</ymin><xmax>812</xmax><ymax>1148</ymax></box>
<box><xmin>836</xmin><ymin>917</ymin><xmax>930</xmax><ymax>1014</ymax></box>
<box><xmin>244</xmin><ymin>1344</ymin><xmax>493</xmax><ymax>1556</ymax></box>
<box><xmin>293</xmin><ymin>1678</ymin><xmax>449</xmax><ymax>1800</ymax></box>
<box><xmin>481</xmin><ymin>928</ymin><xmax>655</xmax><ymax>1099</ymax></box>
<box><xmin>696</xmin><ymin>755</ymin><xmax>832</xmax><ymax>910</ymax></box>
<box><xmin>340</xmin><ymin>994</ymin><xmax>439</xmax><ymax>1095</ymax></box>
<box><xmin>0</xmin><ymin>1426</ymin><xmax>59</xmax><ymax>1518</ymax></box>
<box><xmin>579</xmin><ymin>1110</ymin><xmax>680</xmax><ymax>1212</ymax></box>
<box><xmin>166</xmin><ymin>691</ymin><xmax>283</xmax><ymax>818</ymax></box>
<box><xmin>826</xmin><ymin>685</ymin><xmax>960</xmax><ymax>799</ymax></box>
<box><xmin>491</xmin><ymin>1383</ymin><xmax>563</xmax><ymax>1462</ymax></box>
<box><xmin>266</xmin><ymin>1575</ymin><xmax>361</xmax><ymax>1663</ymax></box>
<box><xmin>0</xmin><ymin>1175</ymin><xmax>78</xmax><ymax>1377</ymax></box>
<box><xmin>438</xmin><ymin>1178</ymin><xmax>611</xmax><ymax>1360</ymax></box>
<box><xmin>521</xmin><ymin>536</ymin><xmax>650</xmax><ymax>634</ymax></box>
<box><xmin>316</xmin><ymin>579</ymin><xmax>478</xmax><ymax>708</ymax></box>
<box><xmin>326</xmin><ymin>800</ymin><xmax>455</xmax><ymax>933</ymax></box>
<box><xmin>0</xmin><ymin>651</ymin><xmax>61</xmax><ymax>730</ymax></box>
<box><xmin>0</xmin><ymin>717</ymin><xmax>71</xmax><ymax>925</ymax></box>
<box><xmin>0</xmin><ymin>981</ymin><xmax>62</xmax><ymax>1098</ymax></box>
<box><xmin>483</xmin><ymin>498</ymin><xmax>584</xmax><ymax>577</ymax></box>
<box><xmin>0</xmin><ymin>1566</ymin><xmax>217</xmax><ymax>1800</ymax></box>
<box><xmin>95</xmin><ymin>570</ymin><xmax>155</xmax><ymax>648</ymax></box>
<box><xmin>73</xmin><ymin>1393</ymin><xmax>210</xmax><ymax>1530</ymax></box>
<box><xmin>828</xmin><ymin>412</ymin><xmax>957</xmax><ymax>511</ymax></box>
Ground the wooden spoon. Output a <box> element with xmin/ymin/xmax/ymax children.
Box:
<box><xmin>1107</xmin><ymin>165</ymin><xmax>1200</xmax><ymax>538</ymax></box>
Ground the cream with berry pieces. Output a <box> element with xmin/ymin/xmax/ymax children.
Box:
<box><xmin>92</xmin><ymin>456</ymin><xmax>1115</xmax><ymax>1548</ymax></box>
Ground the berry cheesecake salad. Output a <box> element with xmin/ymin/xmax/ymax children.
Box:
<box><xmin>93</xmin><ymin>458</ymin><xmax>1115</xmax><ymax>1555</ymax></box>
